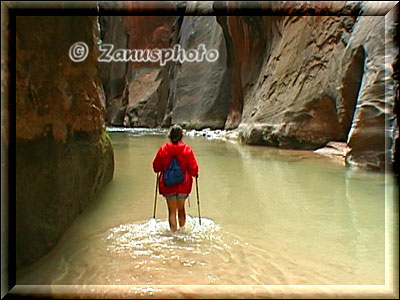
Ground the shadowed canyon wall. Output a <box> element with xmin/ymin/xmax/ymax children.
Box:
<box><xmin>99</xmin><ymin>1</ymin><xmax>398</xmax><ymax>172</ymax></box>
<box><xmin>16</xmin><ymin>15</ymin><xmax>114</xmax><ymax>269</ymax></box>
<box><xmin>99</xmin><ymin>10</ymin><xmax>179</xmax><ymax>128</ymax></box>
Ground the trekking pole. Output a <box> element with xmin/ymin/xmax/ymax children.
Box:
<box><xmin>195</xmin><ymin>176</ymin><xmax>201</xmax><ymax>226</ymax></box>
<box><xmin>153</xmin><ymin>173</ymin><xmax>159</xmax><ymax>219</ymax></box>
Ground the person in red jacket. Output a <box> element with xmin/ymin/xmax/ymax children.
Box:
<box><xmin>152</xmin><ymin>125</ymin><xmax>199</xmax><ymax>232</ymax></box>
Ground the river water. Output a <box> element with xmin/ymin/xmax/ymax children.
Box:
<box><xmin>16</xmin><ymin>129</ymin><xmax>398</xmax><ymax>296</ymax></box>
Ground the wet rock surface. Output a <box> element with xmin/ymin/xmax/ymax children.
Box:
<box><xmin>314</xmin><ymin>142</ymin><xmax>350</xmax><ymax>165</ymax></box>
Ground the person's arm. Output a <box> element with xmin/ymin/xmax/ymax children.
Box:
<box><xmin>153</xmin><ymin>148</ymin><xmax>163</xmax><ymax>173</ymax></box>
<box><xmin>186</xmin><ymin>147</ymin><xmax>199</xmax><ymax>177</ymax></box>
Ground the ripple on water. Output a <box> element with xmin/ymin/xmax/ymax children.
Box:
<box><xmin>105</xmin><ymin>216</ymin><xmax>224</xmax><ymax>257</ymax></box>
<box><xmin>103</xmin><ymin>216</ymin><xmax>257</xmax><ymax>284</ymax></box>
<box><xmin>20</xmin><ymin>216</ymin><xmax>306</xmax><ymax>285</ymax></box>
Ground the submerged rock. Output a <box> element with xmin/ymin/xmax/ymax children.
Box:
<box><xmin>314</xmin><ymin>142</ymin><xmax>349</xmax><ymax>165</ymax></box>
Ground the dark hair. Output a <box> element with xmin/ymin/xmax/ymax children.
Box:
<box><xmin>168</xmin><ymin>124</ymin><xmax>183</xmax><ymax>144</ymax></box>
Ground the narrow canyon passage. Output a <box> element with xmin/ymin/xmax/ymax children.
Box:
<box><xmin>9</xmin><ymin>2</ymin><xmax>399</xmax><ymax>298</ymax></box>
<box><xmin>16</xmin><ymin>130</ymin><xmax>396</xmax><ymax>287</ymax></box>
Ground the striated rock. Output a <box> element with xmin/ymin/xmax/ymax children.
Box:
<box><xmin>213</xmin><ymin>1</ymin><xmax>394</xmax><ymax>16</ymax></box>
<box><xmin>343</xmin><ymin>6</ymin><xmax>396</xmax><ymax>170</ymax></box>
<box><xmin>106</xmin><ymin>91</ymin><xmax>128</xmax><ymax>126</ymax></box>
<box><xmin>337</xmin><ymin>44</ymin><xmax>365</xmax><ymax>136</ymax></box>
<box><xmin>238</xmin><ymin>15</ymin><xmax>355</xmax><ymax>149</ymax></box>
<box><xmin>122</xmin><ymin>14</ymin><xmax>181</xmax><ymax>127</ymax></box>
<box><xmin>393</xmin><ymin>4</ymin><xmax>399</xmax><ymax>176</ymax></box>
<box><xmin>97</xmin><ymin>2</ymin><xmax>398</xmax><ymax>171</ymax></box>
<box><xmin>123</xmin><ymin>15</ymin><xmax>178</xmax><ymax>67</ymax></box>
<box><xmin>98</xmin><ymin>13</ymin><xmax>129</xmax><ymax>126</ymax></box>
<box><xmin>16</xmin><ymin>16</ymin><xmax>114</xmax><ymax>269</ymax></box>
<box><xmin>165</xmin><ymin>16</ymin><xmax>228</xmax><ymax>129</ymax></box>
<box><xmin>99</xmin><ymin>15</ymin><xmax>128</xmax><ymax>103</ymax></box>
<box><xmin>98</xmin><ymin>11</ymin><xmax>180</xmax><ymax>127</ymax></box>
<box><xmin>125</xmin><ymin>69</ymin><xmax>161</xmax><ymax>127</ymax></box>
<box><xmin>216</xmin><ymin>16</ymin><xmax>272</xmax><ymax>129</ymax></box>
<box><xmin>99</xmin><ymin>14</ymin><xmax>230</xmax><ymax>130</ymax></box>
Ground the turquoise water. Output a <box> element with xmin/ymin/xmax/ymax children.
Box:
<box><xmin>16</xmin><ymin>130</ymin><xmax>398</xmax><ymax>288</ymax></box>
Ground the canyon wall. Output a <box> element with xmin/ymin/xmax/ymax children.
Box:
<box><xmin>99</xmin><ymin>2</ymin><xmax>180</xmax><ymax>128</ymax></box>
<box><xmin>100</xmin><ymin>1</ymin><xmax>398</xmax><ymax>171</ymax></box>
<box><xmin>7</xmin><ymin>0</ymin><xmax>398</xmax><ymax>277</ymax></box>
<box><xmin>15</xmin><ymin>15</ymin><xmax>114</xmax><ymax>269</ymax></box>
<box><xmin>342</xmin><ymin>12</ymin><xmax>394</xmax><ymax>170</ymax></box>
<box><xmin>236</xmin><ymin>15</ymin><xmax>352</xmax><ymax>150</ymax></box>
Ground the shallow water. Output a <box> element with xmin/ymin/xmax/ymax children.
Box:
<box><xmin>16</xmin><ymin>130</ymin><xmax>398</xmax><ymax>289</ymax></box>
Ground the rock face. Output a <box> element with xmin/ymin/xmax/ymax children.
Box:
<box><xmin>236</xmin><ymin>15</ymin><xmax>353</xmax><ymax>149</ymax></box>
<box><xmin>393</xmin><ymin>5</ymin><xmax>400</xmax><ymax>176</ymax></box>
<box><xmin>340</xmin><ymin>3</ymin><xmax>398</xmax><ymax>170</ymax></box>
<box><xmin>98</xmin><ymin>9</ymin><xmax>179</xmax><ymax>127</ymax></box>
<box><xmin>164</xmin><ymin>16</ymin><xmax>229</xmax><ymax>129</ymax></box>
<box><xmin>342</xmin><ymin>15</ymin><xmax>389</xmax><ymax>170</ymax></box>
<box><xmin>99</xmin><ymin>13</ymin><xmax>129</xmax><ymax>126</ymax></box>
<box><xmin>216</xmin><ymin>15</ymin><xmax>270</xmax><ymax>129</ymax></box>
<box><xmin>125</xmin><ymin>69</ymin><xmax>162</xmax><ymax>127</ymax></box>
<box><xmin>16</xmin><ymin>16</ymin><xmax>114</xmax><ymax>269</ymax></box>
<box><xmin>99</xmin><ymin>2</ymin><xmax>398</xmax><ymax>171</ymax></box>
<box><xmin>2</xmin><ymin>2</ymin><xmax>11</xmax><ymax>291</ymax></box>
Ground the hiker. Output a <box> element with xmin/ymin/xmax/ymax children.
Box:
<box><xmin>152</xmin><ymin>124</ymin><xmax>199</xmax><ymax>232</ymax></box>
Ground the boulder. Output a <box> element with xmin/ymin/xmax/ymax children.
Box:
<box><xmin>314</xmin><ymin>141</ymin><xmax>350</xmax><ymax>164</ymax></box>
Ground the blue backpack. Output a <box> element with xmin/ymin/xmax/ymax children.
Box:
<box><xmin>164</xmin><ymin>157</ymin><xmax>184</xmax><ymax>186</ymax></box>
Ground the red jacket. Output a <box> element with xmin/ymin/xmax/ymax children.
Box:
<box><xmin>153</xmin><ymin>141</ymin><xmax>199</xmax><ymax>196</ymax></box>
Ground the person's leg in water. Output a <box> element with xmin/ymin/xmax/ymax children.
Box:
<box><xmin>176</xmin><ymin>198</ymin><xmax>186</xmax><ymax>228</ymax></box>
<box><xmin>166</xmin><ymin>197</ymin><xmax>178</xmax><ymax>232</ymax></box>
